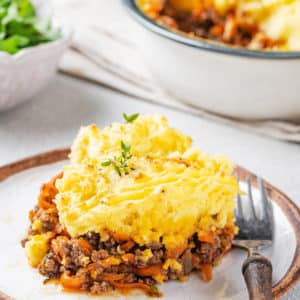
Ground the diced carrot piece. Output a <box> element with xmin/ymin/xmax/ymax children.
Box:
<box><xmin>169</xmin><ymin>0</ymin><xmax>201</xmax><ymax>11</ymax></box>
<box><xmin>111</xmin><ymin>232</ymin><xmax>129</xmax><ymax>243</ymax></box>
<box><xmin>198</xmin><ymin>231</ymin><xmax>214</xmax><ymax>244</ymax></box>
<box><xmin>29</xmin><ymin>210</ymin><xmax>35</xmax><ymax>222</ymax></box>
<box><xmin>121</xmin><ymin>253</ymin><xmax>135</xmax><ymax>264</ymax></box>
<box><xmin>60</xmin><ymin>272</ymin><xmax>86</xmax><ymax>290</ymax></box>
<box><xmin>134</xmin><ymin>264</ymin><xmax>162</xmax><ymax>277</ymax></box>
<box><xmin>78</xmin><ymin>238</ymin><xmax>92</xmax><ymax>253</ymax></box>
<box><xmin>103</xmin><ymin>273</ymin><xmax>125</xmax><ymax>281</ymax></box>
<box><xmin>166</xmin><ymin>243</ymin><xmax>186</xmax><ymax>258</ymax></box>
<box><xmin>85</xmin><ymin>262</ymin><xmax>99</xmax><ymax>271</ymax></box>
<box><xmin>100</xmin><ymin>256</ymin><xmax>121</xmax><ymax>268</ymax></box>
<box><xmin>37</xmin><ymin>196</ymin><xmax>54</xmax><ymax>209</ymax></box>
<box><xmin>192</xmin><ymin>254</ymin><xmax>200</xmax><ymax>265</ymax></box>
<box><xmin>111</xmin><ymin>281</ymin><xmax>151</xmax><ymax>292</ymax></box>
<box><xmin>37</xmin><ymin>173</ymin><xmax>63</xmax><ymax>209</ymax></box>
<box><xmin>50</xmin><ymin>172</ymin><xmax>63</xmax><ymax>185</ymax></box>
<box><xmin>201</xmin><ymin>264</ymin><xmax>212</xmax><ymax>282</ymax></box>
<box><xmin>210</xmin><ymin>25</ymin><xmax>224</xmax><ymax>37</ymax></box>
<box><xmin>120</xmin><ymin>240</ymin><xmax>135</xmax><ymax>251</ymax></box>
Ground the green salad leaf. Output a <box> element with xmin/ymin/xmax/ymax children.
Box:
<box><xmin>0</xmin><ymin>0</ymin><xmax>61</xmax><ymax>54</ymax></box>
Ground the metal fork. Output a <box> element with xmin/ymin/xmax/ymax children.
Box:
<box><xmin>233</xmin><ymin>177</ymin><xmax>274</xmax><ymax>300</ymax></box>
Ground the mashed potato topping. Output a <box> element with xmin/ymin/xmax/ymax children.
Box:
<box><xmin>214</xmin><ymin>0</ymin><xmax>300</xmax><ymax>50</ymax></box>
<box><xmin>55</xmin><ymin>115</ymin><xmax>238</xmax><ymax>251</ymax></box>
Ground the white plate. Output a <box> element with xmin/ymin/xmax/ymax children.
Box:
<box><xmin>0</xmin><ymin>156</ymin><xmax>299</xmax><ymax>300</ymax></box>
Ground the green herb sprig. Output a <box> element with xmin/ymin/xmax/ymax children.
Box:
<box><xmin>0</xmin><ymin>0</ymin><xmax>61</xmax><ymax>54</ymax></box>
<box><xmin>123</xmin><ymin>112</ymin><xmax>139</xmax><ymax>123</ymax></box>
<box><xmin>148</xmin><ymin>285</ymin><xmax>161</xmax><ymax>297</ymax></box>
<box><xmin>101</xmin><ymin>141</ymin><xmax>133</xmax><ymax>176</ymax></box>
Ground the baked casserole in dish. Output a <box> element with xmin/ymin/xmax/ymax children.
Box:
<box><xmin>137</xmin><ymin>0</ymin><xmax>300</xmax><ymax>51</ymax></box>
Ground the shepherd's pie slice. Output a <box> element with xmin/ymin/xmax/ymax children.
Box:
<box><xmin>22</xmin><ymin>114</ymin><xmax>239</xmax><ymax>296</ymax></box>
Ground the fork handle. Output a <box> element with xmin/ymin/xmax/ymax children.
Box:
<box><xmin>242</xmin><ymin>253</ymin><xmax>273</xmax><ymax>300</ymax></box>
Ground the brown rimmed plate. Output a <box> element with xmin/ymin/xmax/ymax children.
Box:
<box><xmin>0</xmin><ymin>149</ymin><xmax>299</xmax><ymax>300</ymax></box>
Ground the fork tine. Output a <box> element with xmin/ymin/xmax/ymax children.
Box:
<box><xmin>258</xmin><ymin>177</ymin><xmax>271</xmax><ymax>220</ymax></box>
<box><xmin>247</xmin><ymin>177</ymin><xmax>257</xmax><ymax>220</ymax></box>
<box><xmin>235</xmin><ymin>175</ymin><xmax>243</xmax><ymax>219</ymax></box>
<box><xmin>234</xmin><ymin>177</ymin><xmax>273</xmax><ymax>249</ymax></box>
<box><xmin>236</xmin><ymin>193</ymin><xmax>244</xmax><ymax>219</ymax></box>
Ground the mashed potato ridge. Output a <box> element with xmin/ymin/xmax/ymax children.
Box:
<box><xmin>214</xmin><ymin>0</ymin><xmax>300</xmax><ymax>50</ymax></box>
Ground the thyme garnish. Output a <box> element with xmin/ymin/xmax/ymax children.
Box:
<box><xmin>101</xmin><ymin>141</ymin><xmax>132</xmax><ymax>176</ymax></box>
<box><xmin>148</xmin><ymin>285</ymin><xmax>161</xmax><ymax>297</ymax></box>
<box><xmin>123</xmin><ymin>112</ymin><xmax>139</xmax><ymax>123</ymax></box>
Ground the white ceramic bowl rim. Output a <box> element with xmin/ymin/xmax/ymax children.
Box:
<box><xmin>123</xmin><ymin>0</ymin><xmax>300</xmax><ymax>60</ymax></box>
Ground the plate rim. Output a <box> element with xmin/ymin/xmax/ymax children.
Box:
<box><xmin>0</xmin><ymin>148</ymin><xmax>299</xmax><ymax>300</ymax></box>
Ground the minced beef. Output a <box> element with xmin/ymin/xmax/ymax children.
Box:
<box><xmin>22</xmin><ymin>174</ymin><xmax>234</xmax><ymax>297</ymax></box>
<box><xmin>37</xmin><ymin>209</ymin><xmax>59</xmax><ymax>232</ymax></box>
<box><xmin>147</xmin><ymin>0</ymin><xmax>280</xmax><ymax>49</ymax></box>
<box><xmin>34</xmin><ymin>230</ymin><xmax>231</xmax><ymax>294</ymax></box>
<box><xmin>39</xmin><ymin>252</ymin><xmax>60</xmax><ymax>278</ymax></box>
<box><xmin>82</xmin><ymin>232</ymin><xmax>100</xmax><ymax>249</ymax></box>
<box><xmin>89</xmin><ymin>281</ymin><xmax>113</xmax><ymax>294</ymax></box>
<box><xmin>91</xmin><ymin>249</ymin><xmax>109</xmax><ymax>262</ymax></box>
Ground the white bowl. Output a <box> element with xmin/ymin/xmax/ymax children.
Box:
<box><xmin>123</xmin><ymin>0</ymin><xmax>300</xmax><ymax>120</ymax></box>
<box><xmin>0</xmin><ymin>1</ymin><xmax>72</xmax><ymax>112</ymax></box>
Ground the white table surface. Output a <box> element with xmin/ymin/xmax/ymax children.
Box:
<box><xmin>0</xmin><ymin>74</ymin><xmax>299</xmax><ymax>299</ymax></box>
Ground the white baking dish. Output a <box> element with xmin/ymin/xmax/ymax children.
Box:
<box><xmin>123</xmin><ymin>0</ymin><xmax>300</xmax><ymax>120</ymax></box>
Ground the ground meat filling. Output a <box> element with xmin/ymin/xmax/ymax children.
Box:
<box><xmin>147</xmin><ymin>0</ymin><xmax>281</xmax><ymax>49</ymax></box>
<box><xmin>22</xmin><ymin>175</ymin><xmax>234</xmax><ymax>296</ymax></box>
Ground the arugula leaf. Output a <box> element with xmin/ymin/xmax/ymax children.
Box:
<box><xmin>17</xmin><ymin>0</ymin><xmax>35</xmax><ymax>18</ymax></box>
<box><xmin>0</xmin><ymin>0</ymin><xmax>60</xmax><ymax>54</ymax></box>
<box><xmin>123</xmin><ymin>113</ymin><xmax>139</xmax><ymax>123</ymax></box>
<box><xmin>0</xmin><ymin>34</ymin><xmax>29</xmax><ymax>53</ymax></box>
<box><xmin>0</xmin><ymin>0</ymin><xmax>11</xmax><ymax>9</ymax></box>
<box><xmin>1</xmin><ymin>2</ymin><xmax>18</xmax><ymax>26</ymax></box>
